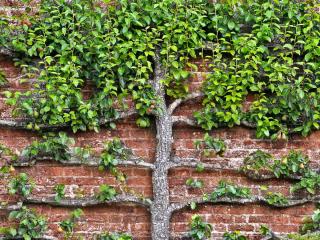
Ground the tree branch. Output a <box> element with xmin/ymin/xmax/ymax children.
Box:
<box><xmin>23</xmin><ymin>194</ymin><xmax>152</xmax><ymax>208</ymax></box>
<box><xmin>171</xmin><ymin>116</ymin><xmax>199</xmax><ymax>127</ymax></box>
<box><xmin>168</xmin><ymin>157</ymin><xmax>234</xmax><ymax>171</ymax></box>
<box><xmin>13</xmin><ymin>154</ymin><xmax>155</xmax><ymax>169</ymax></box>
<box><xmin>167</xmin><ymin>92</ymin><xmax>204</xmax><ymax>115</ymax></box>
<box><xmin>0</xmin><ymin>202</ymin><xmax>23</xmax><ymax>211</ymax></box>
<box><xmin>0</xmin><ymin>109</ymin><xmax>138</xmax><ymax>130</ymax></box>
<box><xmin>171</xmin><ymin>116</ymin><xmax>257</xmax><ymax>129</ymax></box>
<box><xmin>0</xmin><ymin>236</ymin><xmax>58</xmax><ymax>240</ymax></box>
<box><xmin>169</xmin><ymin>196</ymin><xmax>320</xmax><ymax>213</ymax></box>
<box><xmin>241</xmin><ymin>170</ymin><xmax>302</xmax><ymax>181</ymax></box>
<box><xmin>169</xmin><ymin>157</ymin><xmax>308</xmax><ymax>182</ymax></box>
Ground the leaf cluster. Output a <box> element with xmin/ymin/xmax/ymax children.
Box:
<box><xmin>21</xmin><ymin>132</ymin><xmax>74</xmax><ymax>161</ymax></box>
<box><xmin>54</xmin><ymin>183</ymin><xmax>66</xmax><ymax>202</ymax></box>
<box><xmin>95</xmin><ymin>184</ymin><xmax>117</xmax><ymax>202</ymax></box>
<box><xmin>99</xmin><ymin>138</ymin><xmax>129</xmax><ymax>181</ymax></box>
<box><xmin>8</xmin><ymin>173</ymin><xmax>35</xmax><ymax>197</ymax></box>
<box><xmin>97</xmin><ymin>232</ymin><xmax>133</xmax><ymax>240</ymax></box>
<box><xmin>264</xmin><ymin>191</ymin><xmax>289</xmax><ymax>206</ymax></box>
<box><xmin>241</xmin><ymin>150</ymin><xmax>320</xmax><ymax>195</ymax></box>
<box><xmin>194</xmin><ymin>133</ymin><xmax>226</xmax><ymax>157</ymax></box>
<box><xmin>223</xmin><ymin>231</ymin><xmax>247</xmax><ymax>240</ymax></box>
<box><xmin>188</xmin><ymin>214</ymin><xmax>213</xmax><ymax>240</ymax></box>
<box><xmin>59</xmin><ymin>208</ymin><xmax>84</xmax><ymax>239</ymax></box>
<box><xmin>208</xmin><ymin>180</ymin><xmax>251</xmax><ymax>201</ymax></box>
<box><xmin>0</xmin><ymin>206</ymin><xmax>47</xmax><ymax>240</ymax></box>
<box><xmin>241</xmin><ymin>150</ymin><xmax>310</xmax><ymax>178</ymax></box>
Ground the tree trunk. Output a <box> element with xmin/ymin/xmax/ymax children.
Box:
<box><xmin>151</xmin><ymin>48</ymin><xmax>173</xmax><ymax>240</ymax></box>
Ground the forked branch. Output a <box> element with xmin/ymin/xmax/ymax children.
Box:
<box><xmin>167</xmin><ymin>92</ymin><xmax>204</xmax><ymax>115</ymax></box>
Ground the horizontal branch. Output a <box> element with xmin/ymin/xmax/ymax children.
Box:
<box><xmin>0</xmin><ymin>109</ymin><xmax>138</xmax><ymax>130</ymax></box>
<box><xmin>23</xmin><ymin>194</ymin><xmax>152</xmax><ymax>208</ymax></box>
<box><xmin>169</xmin><ymin>196</ymin><xmax>320</xmax><ymax>213</ymax></box>
<box><xmin>168</xmin><ymin>92</ymin><xmax>204</xmax><ymax>115</ymax></box>
<box><xmin>171</xmin><ymin>116</ymin><xmax>256</xmax><ymax>129</ymax></box>
<box><xmin>13</xmin><ymin>154</ymin><xmax>155</xmax><ymax>169</ymax></box>
<box><xmin>168</xmin><ymin>157</ymin><xmax>234</xmax><ymax>171</ymax></box>
<box><xmin>0</xmin><ymin>202</ymin><xmax>22</xmax><ymax>211</ymax></box>
<box><xmin>241</xmin><ymin>170</ymin><xmax>302</xmax><ymax>181</ymax></box>
<box><xmin>0</xmin><ymin>236</ymin><xmax>58</xmax><ymax>240</ymax></box>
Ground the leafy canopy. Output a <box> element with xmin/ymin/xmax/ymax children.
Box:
<box><xmin>3</xmin><ymin>0</ymin><xmax>209</xmax><ymax>132</ymax></box>
<box><xmin>1</xmin><ymin>0</ymin><xmax>320</xmax><ymax>139</ymax></box>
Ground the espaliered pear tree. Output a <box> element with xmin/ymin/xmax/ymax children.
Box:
<box><xmin>1</xmin><ymin>0</ymin><xmax>320</xmax><ymax>239</ymax></box>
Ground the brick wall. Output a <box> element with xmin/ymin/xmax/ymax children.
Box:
<box><xmin>0</xmin><ymin>1</ymin><xmax>319</xmax><ymax>239</ymax></box>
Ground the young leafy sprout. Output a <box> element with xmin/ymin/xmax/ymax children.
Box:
<box><xmin>0</xmin><ymin>69</ymin><xmax>7</xmax><ymax>87</ymax></box>
<box><xmin>54</xmin><ymin>184</ymin><xmax>66</xmax><ymax>203</ymax></box>
<box><xmin>96</xmin><ymin>184</ymin><xmax>117</xmax><ymax>202</ymax></box>
<box><xmin>8</xmin><ymin>173</ymin><xmax>34</xmax><ymax>197</ymax></box>
<box><xmin>194</xmin><ymin>133</ymin><xmax>226</xmax><ymax>157</ymax></box>
<box><xmin>188</xmin><ymin>215</ymin><xmax>213</xmax><ymax>240</ymax></box>
<box><xmin>223</xmin><ymin>231</ymin><xmax>247</xmax><ymax>240</ymax></box>
<box><xmin>58</xmin><ymin>208</ymin><xmax>84</xmax><ymax>239</ymax></box>
<box><xmin>99</xmin><ymin>138</ymin><xmax>129</xmax><ymax>182</ymax></box>
<box><xmin>186</xmin><ymin>178</ymin><xmax>204</xmax><ymax>189</ymax></box>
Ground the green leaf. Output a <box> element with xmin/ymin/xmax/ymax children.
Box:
<box><xmin>228</xmin><ymin>21</ymin><xmax>235</xmax><ymax>30</ymax></box>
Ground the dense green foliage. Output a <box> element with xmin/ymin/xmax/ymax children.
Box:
<box><xmin>3</xmin><ymin>0</ymin><xmax>209</xmax><ymax>132</ymax></box>
<box><xmin>194</xmin><ymin>0</ymin><xmax>320</xmax><ymax>139</ymax></box>
<box><xmin>1</xmin><ymin>0</ymin><xmax>320</xmax><ymax>239</ymax></box>
<box><xmin>21</xmin><ymin>132</ymin><xmax>74</xmax><ymax>161</ymax></box>
<box><xmin>2</xmin><ymin>0</ymin><xmax>319</xmax><ymax>139</ymax></box>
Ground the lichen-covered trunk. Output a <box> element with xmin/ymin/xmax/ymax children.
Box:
<box><xmin>151</xmin><ymin>113</ymin><xmax>172</xmax><ymax>240</ymax></box>
<box><xmin>151</xmin><ymin>48</ymin><xmax>173</xmax><ymax>240</ymax></box>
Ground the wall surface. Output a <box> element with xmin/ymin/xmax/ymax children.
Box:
<box><xmin>0</xmin><ymin>1</ymin><xmax>319</xmax><ymax>239</ymax></box>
